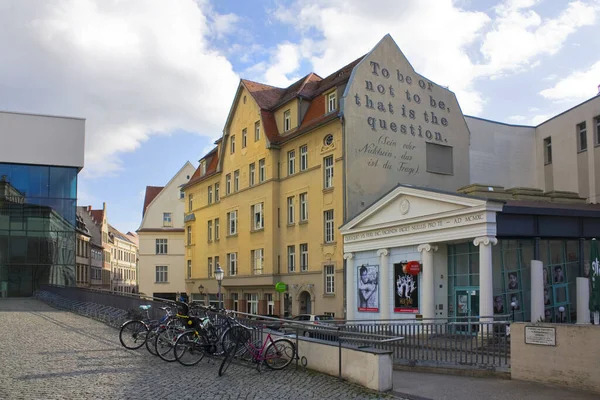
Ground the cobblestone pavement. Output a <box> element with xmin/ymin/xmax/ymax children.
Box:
<box><xmin>0</xmin><ymin>299</ymin><xmax>398</xmax><ymax>400</ymax></box>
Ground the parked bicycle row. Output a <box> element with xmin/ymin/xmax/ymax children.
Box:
<box><xmin>118</xmin><ymin>301</ymin><xmax>297</xmax><ymax>376</ymax></box>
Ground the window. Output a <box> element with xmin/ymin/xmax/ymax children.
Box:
<box><xmin>577</xmin><ymin>122</ymin><xmax>587</xmax><ymax>152</ymax></box>
<box><xmin>544</xmin><ymin>137</ymin><xmax>552</xmax><ymax>164</ymax></box>
<box><xmin>300</xmin><ymin>145</ymin><xmax>308</xmax><ymax>171</ymax></box>
<box><xmin>255</xmin><ymin>121</ymin><xmax>260</xmax><ymax>141</ymax></box>
<box><xmin>214</xmin><ymin>218</ymin><xmax>220</xmax><ymax>240</ymax></box>
<box><xmin>180</xmin><ymin>189</ymin><xmax>185</xmax><ymax>199</ymax></box>
<box><xmin>324</xmin><ymin>210</ymin><xmax>334</xmax><ymax>243</ymax></box>
<box><xmin>188</xmin><ymin>194</ymin><xmax>194</xmax><ymax>212</ymax></box>
<box><xmin>207</xmin><ymin>257</ymin><xmax>213</xmax><ymax>278</ymax></box>
<box><xmin>226</xmin><ymin>174</ymin><xmax>231</xmax><ymax>194</ymax></box>
<box><xmin>325</xmin><ymin>265</ymin><xmax>335</xmax><ymax>294</ymax></box>
<box><xmin>595</xmin><ymin>116</ymin><xmax>600</xmax><ymax>145</ymax></box>
<box><xmin>214</xmin><ymin>256</ymin><xmax>219</xmax><ymax>276</ymax></box>
<box><xmin>187</xmin><ymin>226</ymin><xmax>192</xmax><ymax>245</ymax></box>
<box><xmin>288</xmin><ymin>150</ymin><xmax>295</xmax><ymax>175</ymax></box>
<box><xmin>324</xmin><ymin>134</ymin><xmax>334</xmax><ymax>146</ymax></box>
<box><xmin>324</xmin><ymin>155</ymin><xmax>334</xmax><ymax>189</ymax></box>
<box><xmin>246</xmin><ymin>293</ymin><xmax>258</xmax><ymax>314</ymax></box>
<box><xmin>288</xmin><ymin>245</ymin><xmax>296</xmax><ymax>272</ymax></box>
<box><xmin>284</xmin><ymin>110</ymin><xmax>291</xmax><ymax>131</ymax></box>
<box><xmin>163</xmin><ymin>212</ymin><xmax>172</xmax><ymax>227</ymax></box>
<box><xmin>299</xmin><ymin>192</ymin><xmax>308</xmax><ymax>222</ymax></box>
<box><xmin>327</xmin><ymin>92</ymin><xmax>337</xmax><ymax>113</ymax></box>
<box><xmin>230</xmin><ymin>135</ymin><xmax>235</xmax><ymax>154</ymax></box>
<box><xmin>426</xmin><ymin>142</ymin><xmax>454</xmax><ymax>175</ymax></box>
<box><xmin>200</xmin><ymin>160</ymin><xmax>206</xmax><ymax>175</ymax></box>
<box><xmin>214</xmin><ymin>183</ymin><xmax>220</xmax><ymax>202</ymax></box>
<box><xmin>234</xmin><ymin>170</ymin><xmax>240</xmax><ymax>192</ymax></box>
<box><xmin>242</xmin><ymin>128</ymin><xmax>247</xmax><ymax>148</ymax></box>
<box><xmin>156</xmin><ymin>239</ymin><xmax>168</xmax><ymax>254</ymax></box>
<box><xmin>300</xmin><ymin>243</ymin><xmax>308</xmax><ymax>272</ymax></box>
<box><xmin>207</xmin><ymin>220</ymin><xmax>213</xmax><ymax>241</ymax></box>
<box><xmin>232</xmin><ymin>293</ymin><xmax>239</xmax><ymax>311</ymax></box>
<box><xmin>228</xmin><ymin>252</ymin><xmax>238</xmax><ymax>275</ymax></box>
<box><xmin>266</xmin><ymin>293</ymin><xmax>274</xmax><ymax>315</ymax></box>
<box><xmin>208</xmin><ymin>186</ymin><xmax>213</xmax><ymax>204</ymax></box>
<box><xmin>252</xmin><ymin>202</ymin><xmax>264</xmax><ymax>230</ymax></box>
<box><xmin>155</xmin><ymin>266</ymin><xmax>168</xmax><ymax>283</ymax></box>
<box><xmin>259</xmin><ymin>159</ymin><xmax>266</xmax><ymax>182</ymax></box>
<box><xmin>187</xmin><ymin>260</ymin><xmax>192</xmax><ymax>279</ymax></box>
<box><xmin>249</xmin><ymin>163</ymin><xmax>256</xmax><ymax>186</ymax></box>
<box><xmin>228</xmin><ymin>210</ymin><xmax>237</xmax><ymax>235</ymax></box>
<box><xmin>287</xmin><ymin>196</ymin><xmax>295</xmax><ymax>225</ymax></box>
<box><xmin>252</xmin><ymin>248</ymin><xmax>264</xmax><ymax>275</ymax></box>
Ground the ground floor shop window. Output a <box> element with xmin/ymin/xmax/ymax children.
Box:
<box><xmin>246</xmin><ymin>293</ymin><xmax>258</xmax><ymax>314</ymax></box>
<box><xmin>266</xmin><ymin>293</ymin><xmax>274</xmax><ymax>315</ymax></box>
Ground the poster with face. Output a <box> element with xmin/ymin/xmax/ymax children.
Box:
<box><xmin>394</xmin><ymin>263</ymin><xmax>419</xmax><ymax>313</ymax></box>
<box><xmin>357</xmin><ymin>264</ymin><xmax>379</xmax><ymax>312</ymax></box>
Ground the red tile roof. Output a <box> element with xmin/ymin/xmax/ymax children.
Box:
<box><xmin>90</xmin><ymin>209</ymin><xmax>104</xmax><ymax>225</ymax></box>
<box><xmin>143</xmin><ymin>186</ymin><xmax>164</xmax><ymax>217</ymax></box>
<box><xmin>184</xmin><ymin>147</ymin><xmax>220</xmax><ymax>189</ymax></box>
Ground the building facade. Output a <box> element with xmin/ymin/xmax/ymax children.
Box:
<box><xmin>78</xmin><ymin>203</ymin><xmax>111</xmax><ymax>290</ymax></box>
<box><xmin>137</xmin><ymin>162</ymin><xmax>195</xmax><ymax>300</ymax></box>
<box><xmin>75</xmin><ymin>213</ymin><xmax>91</xmax><ymax>288</ymax></box>
<box><xmin>0</xmin><ymin>111</ymin><xmax>85</xmax><ymax>297</ymax></box>
<box><xmin>108</xmin><ymin>225</ymin><xmax>138</xmax><ymax>294</ymax></box>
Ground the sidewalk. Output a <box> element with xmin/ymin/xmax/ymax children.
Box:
<box><xmin>392</xmin><ymin>370</ymin><xmax>598</xmax><ymax>400</ymax></box>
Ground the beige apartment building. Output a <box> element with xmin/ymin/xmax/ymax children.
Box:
<box><xmin>137</xmin><ymin>162</ymin><xmax>195</xmax><ymax>300</ymax></box>
<box><xmin>109</xmin><ymin>225</ymin><xmax>138</xmax><ymax>293</ymax></box>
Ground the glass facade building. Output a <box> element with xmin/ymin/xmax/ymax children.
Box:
<box><xmin>0</xmin><ymin>162</ymin><xmax>78</xmax><ymax>297</ymax></box>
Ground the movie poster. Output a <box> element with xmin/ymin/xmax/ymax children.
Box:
<box><xmin>357</xmin><ymin>264</ymin><xmax>379</xmax><ymax>312</ymax></box>
<box><xmin>394</xmin><ymin>263</ymin><xmax>419</xmax><ymax>313</ymax></box>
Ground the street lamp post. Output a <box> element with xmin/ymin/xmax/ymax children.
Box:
<box><xmin>215</xmin><ymin>264</ymin><xmax>224</xmax><ymax>310</ymax></box>
<box><xmin>511</xmin><ymin>301</ymin><xmax>517</xmax><ymax>321</ymax></box>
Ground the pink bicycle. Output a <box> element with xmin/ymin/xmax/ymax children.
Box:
<box><xmin>218</xmin><ymin>325</ymin><xmax>296</xmax><ymax>376</ymax></box>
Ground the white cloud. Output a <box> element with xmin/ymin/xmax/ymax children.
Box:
<box><xmin>260</xmin><ymin>42</ymin><xmax>303</xmax><ymax>87</ymax></box>
<box><xmin>539</xmin><ymin>61</ymin><xmax>600</xmax><ymax>102</ymax></box>
<box><xmin>508</xmin><ymin>115</ymin><xmax>527</xmax><ymax>122</ymax></box>
<box><xmin>530</xmin><ymin>114</ymin><xmax>552</xmax><ymax>125</ymax></box>
<box><xmin>0</xmin><ymin>0</ymin><xmax>240</xmax><ymax>178</ymax></box>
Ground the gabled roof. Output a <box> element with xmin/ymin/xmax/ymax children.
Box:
<box><xmin>143</xmin><ymin>186</ymin><xmax>164</xmax><ymax>217</ymax></box>
<box><xmin>90</xmin><ymin>209</ymin><xmax>104</xmax><ymax>225</ymax></box>
<box><xmin>184</xmin><ymin>148</ymin><xmax>219</xmax><ymax>189</ymax></box>
<box><xmin>108</xmin><ymin>224</ymin><xmax>136</xmax><ymax>245</ymax></box>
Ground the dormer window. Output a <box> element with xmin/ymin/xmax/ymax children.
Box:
<box><xmin>327</xmin><ymin>92</ymin><xmax>337</xmax><ymax>113</ymax></box>
<box><xmin>284</xmin><ymin>110</ymin><xmax>291</xmax><ymax>132</ymax></box>
<box><xmin>200</xmin><ymin>160</ymin><xmax>206</xmax><ymax>176</ymax></box>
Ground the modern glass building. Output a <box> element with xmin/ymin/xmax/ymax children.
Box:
<box><xmin>0</xmin><ymin>111</ymin><xmax>85</xmax><ymax>297</ymax></box>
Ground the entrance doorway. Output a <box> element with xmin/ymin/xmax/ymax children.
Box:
<box><xmin>455</xmin><ymin>287</ymin><xmax>480</xmax><ymax>333</ymax></box>
<box><xmin>299</xmin><ymin>291</ymin><xmax>311</xmax><ymax>314</ymax></box>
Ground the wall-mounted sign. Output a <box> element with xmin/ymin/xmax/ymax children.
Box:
<box><xmin>394</xmin><ymin>262</ymin><xmax>419</xmax><ymax>313</ymax></box>
<box><xmin>403</xmin><ymin>260</ymin><xmax>421</xmax><ymax>275</ymax></box>
<box><xmin>275</xmin><ymin>282</ymin><xmax>287</xmax><ymax>293</ymax></box>
<box><xmin>357</xmin><ymin>264</ymin><xmax>379</xmax><ymax>312</ymax></box>
<box><xmin>525</xmin><ymin>326</ymin><xmax>556</xmax><ymax>346</ymax></box>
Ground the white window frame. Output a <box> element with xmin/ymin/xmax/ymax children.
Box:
<box><xmin>300</xmin><ymin>243</ymin><xmax>308</xmax><ymax>272</ymax></box>
<box><xmin>288</xmin><ymin>150</ymin><xmax>295</xmax><ymax>175</ymax></box>
<box><xmin>207</xmin><ymin>220</ymin><xmax>213</xmax><ymax>241</ymax></box>
<box><xmin>155</xmin><ymin>266</ymin><xmax>168</xmax><ymax>283</ymax></box>
<box><xmin>226</xmin><ymin>174</ymin><xmax>231</xmax><ymax>194</ymax></box>
<box><xmin>187</xmin><ymin>260</ymin><xmax>192</xmax><ymax>279</ymax></box>
<box><xmin>255</xmin><ymin>121</ymin><xmax>260</xmax><ymax>141</ymax></box>
<box><xmin>249</xmin><ymin>163</ymin><xmax>255</xmax><ymax>186</ymax></box>
<box><xmin>325</xmin><ymin>265</ymin><xmax>335</xmax><ymax>294</ymax></box>
<box><xmin>299</xmin><ymin>192</ymin><xmax>308</xmax><ymax>222</ymax></box>
<box><xmin>324</xmin><ymin>209</ymin><xmax>334</xmax><ymax>243</ymax></box>
<box><xmin>187</xmin><ymin>226</ymin><xmax>192</xmax><ymax>245</ymax></box>
<box><xmin>288</xmin><ymin>245</ymin><xmax>296</xmax><ymax>272</ymax></box>
<box><xmin>189</xmin><ymin>194</ymin><xmax>194</xmax><ymax>212</ymax></box>
<box><xmin>208</xmin><ymin>257</ymin><xmax>213</xmax><ymax>278</ymax></box>
<box><xmin>208</xmin><ymin>186</ymin><xmax>213</xmax><ymax>204</ymax></box>
<box><xmin>228</xmin><ymin>210</ymin><xmax>237</xmax><ymax>235</ymax></box>
<box><xmin>544</xmin><ymin>137</ymin><xmax>552</xmax><ymax>164</ymax></box>
<box><xmin>324</xmin><ymin>155</ymin><xmax>334</xmax><ymax>189</ymax></box>
<box><xmin>252</xmin><ymin>202</ymin><xmax>264</xmax><ymax>230</ymax></box>
<box><xmin>163</xmin><ymin>212</ymin><xmax>172</xmax><ymax>227</ymax></box>
<box><xmin>228</xmin><ymin>252</ymin><xmax>238</xmax><ymax>276</ymax></box>
<box><xmin>259</xmin><ymin>159</ymin><xmax>266</xmax><ymax>182</ymax></box>
<box><xmin>287</xmin><ymin>196</ymin><xmax>295</xmax><ymax>225</ymax></box>
<box><xmin>246</xmin><ymin>293</ymin><xmax>258</xmax><ymax>314</ymax></box>
<box><xmin>284</xmin><ymin>110</ymin><xmax>291</xmax><ymax>131</ymax></box>
<box><xmin>200</xmin><ymin>160</ymin><xmax>206</xmax><ymax>175</ymax></box>
<box><xmin>214</xmin><ymin>256</ymin><xmax>219</xmax><ymax>277</ymax></box>
<box><xmin>300</xmin><ymin>145</ymin><xmax>308</xmax><ymax>171</ymax></box>
<box><xmin>214</xmin><ymin>218</ymin><xmax>220</xmax><ymax>240</ymax></box>
<box><xmin>156</xmin><ymin>239</ymin><xmax>168</xmax><ymax>255</ymax></box>
<box><xmin>252</xmin><ymin>248</ymin><xmax>264</xmax><ymax>275</ymax></box>
<box><xmin>327</xmin><ymin>92</ymin><xmax>336</xmax><ymax>113</ymax></box>
<box><xmin>242</xmin><ymin>128</ymin><xmax>247</xmax><ymax>148</ymax></box>
<box><xmin>266</xmin><ymin>293</ymin><xmax>274</xmax><ymax>315</ymax></box>
<box><xmin>578</xmin><ymin>122</ymin><xmax>587</xmax><ymax>152</ymax></box>
<box><xmin>230</xmin><ymin>135</ymin><xmax>235</xmax><ymax>154</ymax></box>
<box><xmin>234</xmin><ymin>170</ymin><xmax>240</xmax><ymax>192</ymax></box>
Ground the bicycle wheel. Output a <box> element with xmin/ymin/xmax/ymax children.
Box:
<box><xmin>218</xmin><ymin>343</ymin><xmax>238</xmax><ymax>377</ymax></box>
<box><xmin>145</xmin><ymin>328</ymin><xmax>159</xmax><ymax>356</ymax></box>
<box><xmin>155</xmin><ymin>326</ymin><xmax>182</xmax><ymax>362</ymax></box>
<box><xmin>264</xmin><ymin>338</ymin><xmax>295</xmax><ymax>370</ymax></box>
<box><xmin>174</xmin><ymin>331</ymin><xmax>206</xmax><ymax>366</ymax></box>
<box><xmin>119</xmin><ymin>320</ymin><xmax>148</xmax><ymax>350</ymax></box>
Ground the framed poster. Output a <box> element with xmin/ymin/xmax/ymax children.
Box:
<box><xmin>394</xmin><ymin>262</ymin><xmax>419</xmax><ymax>313</ymax></box>
<box><xmin>357</xmin><ymin>264</ymin><xmax>379</xmax><ymax>312</ymax></box>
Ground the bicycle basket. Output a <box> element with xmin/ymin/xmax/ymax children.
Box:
<box><xmin>231</xmin><ymin>326</ymin><xmax>252</xmax><ymax>345</ymax></box>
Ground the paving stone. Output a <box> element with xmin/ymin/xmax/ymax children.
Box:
<box><xmin>0</xmin><ymin>299</ymin><xmax>402</xmax><ymax>400</ymax></box>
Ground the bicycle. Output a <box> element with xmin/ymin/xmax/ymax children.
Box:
<box><xmin>218</xmin><ymin>324</ymin><xmax>296</xmax><ymax>376</ymax></box>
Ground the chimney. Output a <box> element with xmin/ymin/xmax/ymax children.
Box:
<box><xmin>87</xmin><ymin>205</ymin><xmax>92</xmax><ymax>212</ymax></box>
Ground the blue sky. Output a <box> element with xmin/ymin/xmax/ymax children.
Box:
<box><xmin>1</xmin><ymin>0</ymin><xmax>600</xmax><ymax>233</ymax></box>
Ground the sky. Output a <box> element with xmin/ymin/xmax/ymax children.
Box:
<box><xmin>1</xmin><ymin>0</ymin><xmax>600</xmax><ymax>233</ymax></box>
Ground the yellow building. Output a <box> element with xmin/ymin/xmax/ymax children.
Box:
<box><xmin>183</xmin><ymin>60</ymin><xmax>356</xmax><ymax>318</ymax></box>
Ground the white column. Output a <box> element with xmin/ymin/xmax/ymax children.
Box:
<box><xmin>417</xmin><ymin>244</ymin><xmax>438</xmax><ymax>320</ymax></box>
<box><xmin>576</xmin><ymin>277</ymin><xmax>591</xmax><ymax>324</ymax></box>
<box><xmin>530</xmin><ymin>260</ymin><xmax>545</xmax><ymax>323</ymax></box>
<box><xmin>473</xmin><ymin>236</ymin><xmax>498</xmax><ymax>321</ymax></box>
<box><xmin>377</xmin><ymin>249</ymin><xmax>390</xmax><ymax>320</ymax></box>
<box><xmin>344</xmin><ymin>253</ymin><xmax>355</xmax><ymax>321</ymax></box>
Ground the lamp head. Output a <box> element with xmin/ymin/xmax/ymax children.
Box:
<box><xmin>215</xmin><ymin>265</ymin><xmax>224</xmax><ymax>282</ymax></box>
